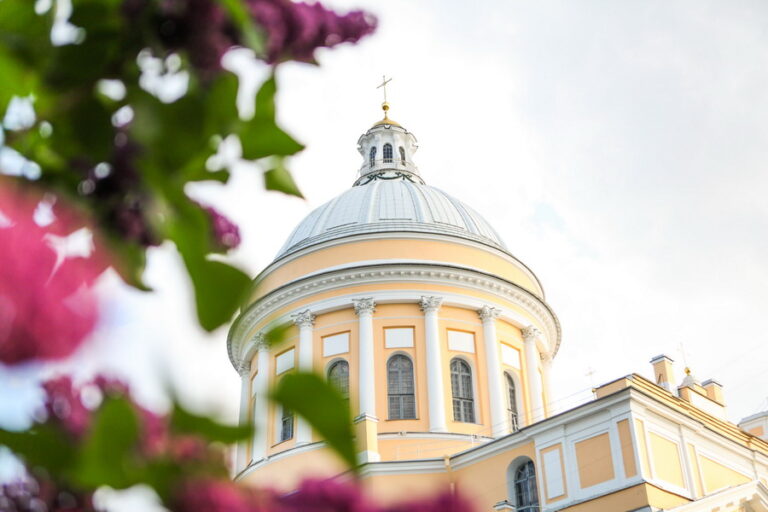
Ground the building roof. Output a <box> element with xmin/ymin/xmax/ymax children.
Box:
<box><xmin>276</xmin><ymin>176</ymin><xmax>508</xmax><ymax>259</ymax></box>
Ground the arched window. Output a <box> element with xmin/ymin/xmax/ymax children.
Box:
<box><xmin>328</xmin><ymin>360</ymin><xmax>350</xmax><ymax>400</ymax></box>
<box><xmin>383</xmin><ymin>143</ymin><xmax>393</xmax><ymax>163</ymax></box>
<box><xmin>369</xmin><ymin>146</ymin><xmax>377</xmax><ymax>167</ymax></box>
<box><xmin>387</xmin><ymin>355</ymin><xmax>416</xmax><ymax>419</ymax></box>
<box><xmin>450</xmin><ymin>358</ymin><xmax>475</xmax><ymax>423</ymax></box>
<box><xmin>514</xmin><ymin>461</ymin><xmax>540</xmax><ymax>512</ymax></box>
<box><xmin>399</xmin><ymin>146</ymin><xmax>406</xmax><ymax>164</ymax></box>
<box><xmin>279</xmin><ymin>404</ymin><xmax>293</xmax><ymax>442</ymax></box>
<box><xmin>506</xmin><ymin>373</ymin><xmax>519</xmax><ymax>432</ymax></box>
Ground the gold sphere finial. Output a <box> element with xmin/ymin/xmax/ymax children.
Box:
<box><xmin>382</xmin><ymin>101</ymin><xmax>390</xmax><ymax>118</ymax></box>
<box><xmin>684</xmin><ymin>367</ymin><xmax>691</xmax><ymax>375</ymax></box>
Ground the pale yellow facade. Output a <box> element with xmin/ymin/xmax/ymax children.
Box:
<box><xmin>227</xmin><ymin>116</ymin><xmax>768</xmax><ymax>511</ymax></box>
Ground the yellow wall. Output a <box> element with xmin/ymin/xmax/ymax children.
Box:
<box><xmin>644</xmin><ymin>483</ymin><xmax>691</xmax><ymax>509</ymax></box>
<box><xmin>253</xmin><ymin>238</ymin><xmax>543</xmax><ymax>301</ymax></box>
<box><xmin>699</xmin><ymin>455</ymin><xmax>750</xmax><ymax>494</ymax></box>
<box><xmin>378</xmin><ymin>437</ymin><xmax>474</xmax><ymax>461</ymax></box>
<box><xmin>648</xmin><ymin>432</ymin><xmax>685</xmax><ymax>488</ymax></box>
<box><xmin>240</xmin><ymin>446</ymin><xmax>349</xmax><ymax>491</ymax></box>
<box><xmin>558</xmin><ymin>484</ymin><xmax>648</xmax><ymax>512</ymax></box>
<box><xmin>575</xmin><ymin>432</ymin><xmax>615</xmax><ymax>488</ymax></box>
<box><xmin>452</xmin><ymin>441</ymin><xmax>537</xmax><ymax>511</ymax></box>
<box><xmin>363</xmin><ymin>471</ymin><xmax>451</xmax><ymax>505</ymax></box>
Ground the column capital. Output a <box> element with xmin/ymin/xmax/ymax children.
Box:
<box><xmin>419</xmin><ymin>296</ymin><xmax>443</xmax><ymax>313</ymax></box>
<box><xmin>236</xmin><ymin>360</ymin><xmax>251</xmax><ymax>377</ymax></box>
<box><xmin>352</xmin><ymin>297</ymin><xmax>376</xmax><ymax>316</ymax></box>
<box><xmin>254</xmin><ymin>332</ymin><xmax>270</xmax><ymax>352</ymax></box>
<box><xmin>478</xmin><ymin>305</ymin><xmax>501</xmax><ymax>321</ymax></box>
<box><xmin>522</xmin><ymin>325</ymin><xmax>542</xmax><ymax>343</ymax></box>
<box><xmin>291</xmin><ymin>309</ymin><xmax>315</xmax><ymax>328</ymax></box>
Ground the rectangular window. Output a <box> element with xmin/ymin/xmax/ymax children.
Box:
<box><xmin>275</xmin><ymin>348</ymin><xmax>295</xmax><ymax>375</ymax></box>
<box><xmin>323</xmin><ymin>332</ymin><xmax>349</xmax><ymax>357</ymax></box>
<box><xmin>448</xmin><ymin>330</ymin><xmax>475</xmax><ymax>353</ymax></box>
<box><xmin>502</xmin><ymin>344</ymin><xmax>521</xmax><ymax>369</ymax></box>
<box><xmin>385</xmin><ymin>327</ymin><xmax>414</xmax><ymax>348</ymax></box>
<box><xmin>279</xmin><ymin>405</ymin><xmax>293</xmax><ymax>442</ymax></box>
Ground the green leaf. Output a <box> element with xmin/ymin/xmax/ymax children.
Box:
<box><xmin>239</xmin><ymin>75</ymin><xmax>304</xmax><ymax>160</ymax></box>
<box><xmin>264</xmin><ymin>160</ymin><xmax>303</xmax><ymax>198</ymax></box>
<box><xmin>0</xmin><ymin>425</ymin><xmax>75</xmax><ymax>473</ymax></box>
<box><xmin>263</xmin><ymin>322</ymin><xmax>291</xmax><ymax>347</ymax></box>
<box><xmin>72</xmin><ymin>397</ymin><xmax>141</xmax><ymax>489</ymax></box>
<box><xmin>186</xmin><ymin>258</ymin><xmax>252</xmax><ymax>331</ymax></box>
<box><xmin>170</xmin><ymin>403</ymin><xmax>252</xmax><ymax>444</ymax></box>
<box><xmin>216</xmin><ymin>0</ymin><xmax>264</xmax><ymax>54</ymax></box>
<box><xmin>271</xmin><ymin>372</ymin><xmax>357</xmax><ymax>470</ymax></box>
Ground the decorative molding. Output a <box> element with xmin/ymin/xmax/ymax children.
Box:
<box><xmin>291</xmin><ymin>309</ymin><xmax>315</xmax><ymax>328</ymax></box>
<box><xmin>478</xmin><ymin>305</ymin><xmax>501</xmax><ymax>321</ymax></box>
<box><xmin>419</xmin><ymin>295</ymin><xmax>443</xmax><ymax>313</ymax></box>
<box><xmin>352</xmin><ymin>297</ymin><xmax>376</xmax><ymax>316</ymax></box>
<box><xmin>522</xmin><ymin>325</ymin><xmax>541</xmax><ymax>343</ymax></box>
<box><xmin>227</xmin><ymin>263</ymin><xmax>561</xmax><ymax>372</ymax></box>
<box><xmin>236</xmin><ymin>361</ymin><xmax>251</xmax><ymax>377</ymax></box>
<box><xmin>254</xmin><ymin>332</ymin><xmax>269</xmax><ymax>352</ymax></box>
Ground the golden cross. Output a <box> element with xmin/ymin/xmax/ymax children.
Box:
<box><xmin>377</xmin><ymin>75</ymin><xmax>392</xmax><ymax>103</ymax></box>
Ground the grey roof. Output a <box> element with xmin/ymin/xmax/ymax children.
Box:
<box><xmin>276</xmin><ymin>177</ymin><xmax>507</xmax><ymax>259</ymax></box>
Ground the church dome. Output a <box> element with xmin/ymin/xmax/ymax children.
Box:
<box><xmin>276</xmin><ymin>114</ymin><xmax>506</xmax><ymax>259</ymax></box>
<box><xmin>277</xmin><ymin>178</ymin><xmax>507</xmax><ymax>258</ymax></box>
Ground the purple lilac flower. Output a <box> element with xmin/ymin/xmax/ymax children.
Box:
<box><xmin>246</xmin><ymin>0</ymin><xmax>377</xmax><ymax>64</ymax></box>
<box><xmin>203</xmin><ymin>205</ymin><xmax>242</xmax><ymax>251</ymax></box>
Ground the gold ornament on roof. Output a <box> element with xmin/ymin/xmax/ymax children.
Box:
<box><xmin>373</xmin><ymin>75</ymin><xmax>401</xmax><ymax>127</ymax></box>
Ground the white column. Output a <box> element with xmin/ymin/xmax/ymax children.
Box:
<box><xmin>421</xmin><ymin>296</ymin><xmax>447</xmax><ymax>433</ymax></box>
<box><xmin>479</xmin><ymin>306</ymin><xmax>507</xmax><ymax>437</ymax></box>
<box><xmin>235</xmin><ymin>360</ymin><xmax>252</xmax><ymax>471</ymax></box>
<box><xmin>292</xmin><ymin>310</ymin><xmax>315</xmax><ymax>444</ymax></box>
<box><xmin>522</xmin><ymin>326</ymin><xmax>545</xmax><ymax>423</ymax></box>
<box><xmin>542</xmin><ymin>354</ymin><xmax>553</xmax><ymax>416</ymax></box>
<box><xmin>251</xmin><ymin>335</ymin><xmax>270</xmax><ymax>461</ymax></box>
<box><xmin>353</xmin><ymin>298</ymin><xmax>377</xmax><ymax>419</ymax></box>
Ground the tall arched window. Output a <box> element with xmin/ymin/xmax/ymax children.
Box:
<box><xmin>279</xmin><ymin>405</ymin><xmax>293</xmax><ymax>442</ymax></box>
<box><xmin>369</xmin><ymin>146</ymin><xmax>377</xmax><ymax>167</ymax></box>
<box><xmin>506</xmin><ymin>373</ymin><xmax>519</xmax><ymax>432</ymax></box>
<box><xmin>328</xmin><ymin>360</ymin><xmax>350</xmax><ymax>400</ymax></box>
<box><xmin>398</xmin><ymin>146</ymin><xmax>406</xmax><ymax>164</ymax></box>
<box><xmin>383</xmin><ymin>143</ymin><xmax>393</xmax><ymax>163</ymax></box>
<box><xmin>450</xmin><ymin>358</ymin><xmax>475</xmax><ymax>423</ymax></box>
<box><xmin>514</xmin><ymin>461</ymin><xmax>540</xmax><ymax>512</ymax></box>
<box><xmin>387</xmin><ymin>355</ymin><xmax>416</xmax><ymax>419</ymax></box>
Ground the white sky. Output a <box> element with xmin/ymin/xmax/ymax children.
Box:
<box><xmin>2</xmin><ymin>1</ymin><xmax>768</xmax><ymax>460</ymax></box>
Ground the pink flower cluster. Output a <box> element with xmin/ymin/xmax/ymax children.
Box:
<box><xmin>0</xmin><ymin>183</ymin><xmax>104</xmax><ymax>365</ymax></box>
<box><xmin>173</xmin><ymin>478</ymin><xmax>474</xmax><ymax>512</ymax></box>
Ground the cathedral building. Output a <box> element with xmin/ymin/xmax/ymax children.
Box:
<box><xmin>227</xmin><ymin>104</ymin><xmax>768</xmax><ymax>511</ymax></box>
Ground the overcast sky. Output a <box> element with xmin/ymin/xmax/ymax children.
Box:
<box><xmin>2</xmin><ymin>1</ymin><xmax>768</xmax><ymax>470</ymax></box>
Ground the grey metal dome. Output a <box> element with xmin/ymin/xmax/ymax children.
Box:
<box><xmin>276</xmin><ymin>176</ymin><xmax>507</xmax><ymax>259</ymax></box>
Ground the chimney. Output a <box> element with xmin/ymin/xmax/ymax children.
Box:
<box><xmin>650</xmin><ymin>354</ymin><xmax>675</xmax><ymax>392</ymax></box>
<box><xmin>702</xmin><ymin>379</ymin><xmax>725</xmax><ymax>406</ymax></box>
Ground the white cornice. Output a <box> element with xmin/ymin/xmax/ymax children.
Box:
<box><xmin>227</xmin><ymin>262</ymin><xmax>562</xmax><ymax>372</ymax></box>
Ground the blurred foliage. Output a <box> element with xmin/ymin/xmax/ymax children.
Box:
<box><xmin>272</xmin><ymin>372</ymin><xmax>357</xmax><ymax>471</ymax></box>
<box><xmin>0</xmin><ymin>0</ymin><xmax>305</xmax><ymax>332</ymax></box>
<box><xmin>0</xmin><ymin>0</ymin><xmax>376</xmax><ymax>500</ymax></box>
